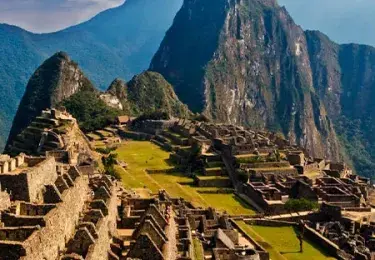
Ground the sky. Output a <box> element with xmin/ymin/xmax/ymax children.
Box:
<box><xmin>0</xmin><ymin>0</ymin><xmax>125</xmax><ymax>33</ymax></box>
<box><xmin>0</xmin><ymin>0</ymin><xmax>375</xmax><ymax>47</ymax></box>
<box><xmin>278</xmin><ymin>0</ymin><xmax>375</xmax><ymax>46</ymax></box>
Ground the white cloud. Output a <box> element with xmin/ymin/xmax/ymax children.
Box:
<box><xmin>0</xmin><ymin>0</ymin><xmax>125</xmax><ymax>33</ymax></box>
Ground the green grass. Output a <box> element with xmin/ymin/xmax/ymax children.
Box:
<box><xmin>206</xmin><ymin>161</ymin><xmax>224</xmax><ymax>168</ymax></box>
<box><xmin>114</xmin><ymin>141</ymin><xmax>256</xmax><ymax>215</ymax></box>
<box><xmin>197</xmin><ymin>176</ymin><xmax>229</xmax><ymax>180</ymax></box>
<box><xmin>236</xmin><ymin>221</ymin><xmax>335</xmax><ymax>260</ymax></box>
<box><xmin>192</xmin><ymin>237</ymin><xmax>204</xmax><ymax>260</ymax></box>
<box><xmin>97</xmin><ymin>130</ymin><xmax>113</xmax><ymax>137</ymax></box>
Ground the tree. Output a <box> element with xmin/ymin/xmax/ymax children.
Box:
<box><xmin>102</xmin><ymin>153</ymin><xmax>120</xmax><ymax>179</ymax></box>
<box><xmin>284</xmin><ymin>198</ymin><xmax>318</xmax><ymax>213</ymax></box>
<box><xmin>284</xmin><ymin>198</ymin><xmax>319</xmax><ymax>253</ymax></box>
<box><xmin>62</xmin><ymin>90</ymin><xmax>121</xmax><ymax>132</ymax></box>
<box><xmin>102</xmin><ymin>153</ymin><xmax>117</xmax><ymax>168</ymax></box>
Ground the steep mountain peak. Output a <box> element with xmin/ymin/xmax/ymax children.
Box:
<box><xmin>125</xmin><ymin>71</ymin><xmax>191</xmax><ymax>117</ymax></box>
<box><xmin>151</xmin><ymin>0</ymin><xmax>340</xmax><ymax>160</ymax></box>
<box><xmin>107</xmin><ymin>78</ymin><xmax>128</xmax><ymax>99</ymax></box>
<box><xmin>50</xmin><ymin>51</ymin><xmax>70</xmax><ymax>61</ymax></box>
<box><xmin>5</xmin><ymin>52</ymin><xmax>94</xmax><ymax>149</ymax></box>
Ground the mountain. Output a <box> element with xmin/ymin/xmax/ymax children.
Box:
<box><xmin>151</xmin><ymin>0</ymin><xmax>340</xmax><ymax>161</ymax></box>
<box><xmin>6</xmin><ymin>52</ymin><xmax>96</xmax><ymax>149</ymax></box>
<box><xmin>150</xmin><ymin>0</ymin><xmax>375</xmax><ymax>177</ymax></box>
<box><xmin>305</xmin><ymin>31</ymin><xmax>375</xmax><ymax>177</ymax></box>
<box><xmin>6</xmin><ymin>53</ymin><xmax>190</xmax><ymax>150</ymax></box>
<box><xmin>0</xmin><ymin>0</ymin><xmax>183</xmax><ymax>149</ymax></box>
<box><xmin>116</xmin><ymin>71</ymin><xmax>191</xmax><ymax>117</ymax></box>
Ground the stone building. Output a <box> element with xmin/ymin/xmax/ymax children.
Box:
<box><xmin>0</xmin><ymin>109</ymin><xmax>118</xmax><ymax>260</ymax></box>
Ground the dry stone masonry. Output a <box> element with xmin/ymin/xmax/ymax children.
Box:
<box><xmin>0</xmin><ymin>109</ymin><xmax>119</xmax><ymax>260</ymax></box>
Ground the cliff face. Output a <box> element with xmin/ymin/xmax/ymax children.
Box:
<box><xmin>151</xmin><ymin>0</ymin><xmax>340</xmax><ymax>160</ymax></box>
<box><xmin>6</xmin><ymin>52</ymin><xmax>95</xmax><ymax>147</ymax></box>
<box><xmin>306</xmin><ymin>31</ymin><xmax>375</xmax><ymax>177</ymax></box>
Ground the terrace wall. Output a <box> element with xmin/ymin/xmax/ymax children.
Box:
<box><xmin>0</xmin><ymin>190</ymin><xmax>10</xmax><ymax>210</ymax></box>
<box><xmin>302</xmin><ymin>225</ymin><xmax>346</xmax><ymax>259</ymax></box>
<box><xmin>0</xmin><ymin>157</ymin><xmax>57</xmax><ymax>202</ymax></box>
<box><xmin>86</xmin><ymin>185</ymin><xmax>117</xmax><ymax>260</ymax></box>
<box><xmin>229</xmin><ymin>220</ymin><xmax>269</xmax><ymax>260</ymax></box>
<box><xmin>0</xmin><ymin>175</ymin><xmax>90</xmax><ymax>260</ymax></box>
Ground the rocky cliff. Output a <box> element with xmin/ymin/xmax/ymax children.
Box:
<box><xmin>6</xmin><ymin>52</ymin><xmax>95</xmax><ymax>148</ymax></box>
<box><xmin>306</xmin><ymin>31</ymin><xmax>375</xmax><ymax>177</ymax></box>
<box><xmin>151</xmin><ymin>0</ymin><xmax>340</xmax><ymax>160</ymax></box>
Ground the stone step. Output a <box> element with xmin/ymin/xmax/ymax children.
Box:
<box><xmin>34</xmin><ymin>116</ymin><xmax>58</xmax><ymax>126</ymax></box>
<box><xmin>23</xmin><ymin>126</ymin><xmax>44</xmax><ymax>135</ymax></box>
<box><xmin>204</xmin><ymin>167</ymin><xmax>227</xmax><ymax>176</ymax></box>
<box><xmin>195</xmin><ymin>176</ymin><xmax>232</xmax><ymax>188</ymax></box>
<box><xmin>12</xmin><ymin>140</ymin><xmax>37</xmax><ymax>151</ymax></box>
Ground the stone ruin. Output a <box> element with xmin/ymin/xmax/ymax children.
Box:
<box><xmin>0</xmin><ymin>109</ymin><xmax>120</xmax><ymax>259</ymax></box>
<box><xmin>303</xmin><ymin>203</ymin><xmax>375</xmax><ymax>259</ymax></box>
<box><xmin>145</xmin><ymin>119</ymin><xmax>373</xmax><ymax>217</ymax></box>
<box><xmin>0</xmin><ymin>153</ymin><xmax>118</xmax><ymax>260</ymax></box>
<box><xmin>113</xmin><ymin>190</ymin><xmax>269</xmax><ymax>260</ymax></box>
<box><xmin>7</xmin><ymin>109</ymin><xmax>92</xmax><ymax>163</ymax></box>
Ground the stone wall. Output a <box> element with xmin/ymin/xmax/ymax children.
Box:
<box><xmin>27</xmin><ymin>157</ymin><xmax>58</xmax><ymax>203</ymax></box>
<box><xmin>132</xmin><ymin>120</ymin><xmax>177</xmax><ymax>135</ymax></box>
<box><xmin>86</xmin><ymin>184</ymin><xmax>117</xmax><ymax>260</ymax></box>
<box><xmin>244</xmin><ymin>219</ymin><xmax>297</xmax><ymax>227</ymax></box>
<box><xmin>20</xmin><ymin>174</ymin><xmax>89</xmax><ymax>260</ymax></box>
<box><xmin>118</xmin><ymin>129</ymin><xmax>153</xmax><ymax>141</ymax></box>
<box><xmin>229</xmin><ymin>220</ymin><xmax>269</xmax><ymax>260</ymax></box>
<box><xmin>0</xmin><ymin>190</ymin><xmax>10</xmax><ymax>211</ymax></box>
<box><xmin>303</xmin><ymin>225</ymin><xmax>343</xmax><ymax>259</ymax></box>
<box><xmin>0</xmin><ymin>157</ymin><xmax>57</xmax><ymax>202</ymax></box>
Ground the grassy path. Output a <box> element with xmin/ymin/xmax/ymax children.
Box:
<box><xmin>115</xmin><ymin>141</ymin><xmax>256</xmax><ymax>215</ymax></box>
<box><xmin>236</xmin><ymin>221</ymin><xmax>336</xmax><ymax>260</ymax></box>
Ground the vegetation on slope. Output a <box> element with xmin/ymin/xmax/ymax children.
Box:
<box><xmin>6</xmin><ymin>52</ymin><xmax>95</xmax><ymax>149</ymax></box>
<box><xmin>0</xmin><ymin>0</ymin><xmax>183</xmax><ymax>150</ymax></box>
<box><xmin>124</xmin><ymin>71</ymin><xmax>191</xmax><ymax>118</ymax></box>
<box><xmin>62</xmin><ymin>91</ymin><xmax>121</xmax><ymax>132</ymax></box>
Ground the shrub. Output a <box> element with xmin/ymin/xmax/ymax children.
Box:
<box><xmin>62</xmin><ymin>90</ymin><xmax>121</xmax><ymax>132</ymax></box>
<box><xmin>284</xmin><ymin>198</ymin><xmax>319</xmax><ymax>213</ymax></box>
<box><xmin>96</xmin><ymin>146</ymin><xmax>117</xmax><ymax>155</ymax></box>
<box><xmin>102</xmin><ymin>153</ymin><xmax>121</xmax><ymax>179</ymax></box>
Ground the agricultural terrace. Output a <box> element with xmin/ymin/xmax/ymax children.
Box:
<box><xmin>236</xmin><ymin>221</ymin><xmax>336</xmax><ymax>260</ymax></box>
<box><xmin>114</xmin><ymin>141</ymin><xmax>256</xmax><ymax>215</ymax></box>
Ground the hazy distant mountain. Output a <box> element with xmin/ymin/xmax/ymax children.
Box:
<box><xmin>0</xmin><ymin>0</ymin><xmax>183</xmax><ymax>149</ymax></box>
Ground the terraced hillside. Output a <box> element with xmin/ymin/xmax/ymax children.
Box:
<box><xmin>114</xmin><ymin>140</ymin><xmax>256</xmax><ymax>216</ymax></box>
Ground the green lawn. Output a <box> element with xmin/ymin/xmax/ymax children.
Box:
<box><xmin>114</xmin><ymin>141</ymin><xmax>256</xmax><ymax>215</ymax></box>
<box><xmin>192</xmin><ymin>237</ymin><xmax>204</xmax><ymax>260</ymax></box>
<box><xmin>236</xmin><ymin>221</ymin><xmax>335</xmax><ymax>260</ymax></box>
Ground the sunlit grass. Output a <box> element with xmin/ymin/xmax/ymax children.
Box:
<box><xmin>236</xmin><ymin>221</ymin><xmax>335</xmax><ymax>260</ymax></box>
<box><xmin>114</xmin><ymin>141</ymin><xmax>256</xmax><ymax>215</ymax></box>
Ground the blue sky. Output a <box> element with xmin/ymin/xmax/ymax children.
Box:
<box><xmin>0</xmin><ymin>0</ymin><xmax>375</xmax><ymax>47</ymax></box>
<box><xmin>278</xmin><ymin>0</ymin><xmax>375</xmax><ymax>46</ymax></box>
<box><xmin>0</xmin><ymin>0</ymin><xmax>125</xmax><ymax>33</ymax></box>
